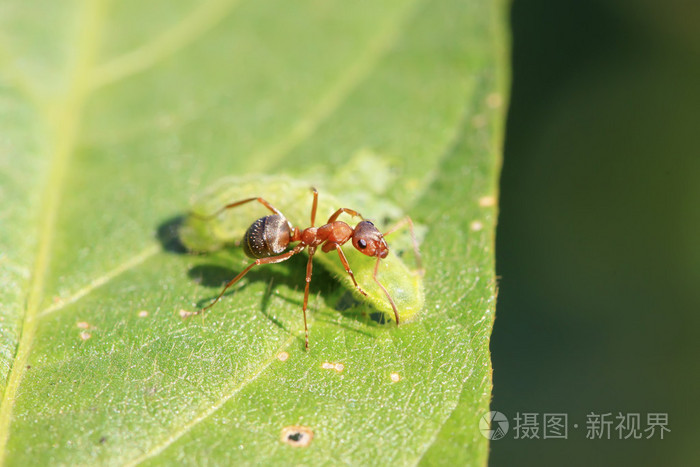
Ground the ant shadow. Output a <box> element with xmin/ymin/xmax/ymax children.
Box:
<box><xmin>156</xmin><ymin>215</ymin><xmax>188</xmax><ymax>254</ymax></box>
<box><xmin>155</xmin><ymin>214</ymin><xmax>388</xmax><ymax>339</ymax></box>
<box><xmin>189</xmin><ymin>257</ymin><xmax>303</xmax><ymax>333</ymax></box>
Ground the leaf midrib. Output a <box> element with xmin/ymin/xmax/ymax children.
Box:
<box><xmin>0</xmin><ymin>0</ymin><xmax>107</xmax><ymax>461</ymax></box>
<box><xmin>0</xmin><ymin>0</ymin><xmax>252</xmax><ymax>453</ymax></box>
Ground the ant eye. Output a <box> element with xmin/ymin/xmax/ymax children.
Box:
<box><xmin>358</xmin><ymin>239</ymin><xmax>367</xmax><ymax>249</ymax></box>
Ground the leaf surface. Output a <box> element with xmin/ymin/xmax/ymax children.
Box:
<box><xmin>0</xmin><ymin>0</ymin><xmax>506</xmax><ymax>464</ymax></box>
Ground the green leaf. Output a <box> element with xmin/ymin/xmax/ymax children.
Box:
<box><xmin>0</xmin><ymin>0</ymin><xmax>507</xmax><ymax>464</ymax></box>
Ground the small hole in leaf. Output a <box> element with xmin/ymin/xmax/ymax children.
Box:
<box><xmin>280</xmin><ymin>425</ymin><xmax>313</xmax><ymax>447</ymax></box>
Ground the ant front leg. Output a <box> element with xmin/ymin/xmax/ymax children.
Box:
<box><xmin>383</xmin><ymin>216</ymin><xmax>424</xmax><ymax>276</ymax></box>
<box><xmin>333</xmin><ymin>244</ymin><xmax>368</xmax><ymax>297</ymax></box>
<box><xmin>372</xmin><ymin>257</ymin><xmax>401</xmax><ymax>325</ymax></box>
<box><xmin>200</xmin><ymin>244</ymin><xmax>305</xmax><ymax>313</ymax></box>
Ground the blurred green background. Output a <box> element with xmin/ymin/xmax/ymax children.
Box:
<box><xmin>492</xmin><ymin>0</ymin><xmax>699</xmax><ymax>465</ymax></box>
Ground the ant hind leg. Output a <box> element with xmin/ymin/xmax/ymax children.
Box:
<box><xmin>200</xmin><ymin>244</ymin><xmax>305</xmax><ymax>313</ymax></box>
<box><xmin>194</xmin><ymin>197</ymin><xmax>285</xmax><ymax>221</ymax></box>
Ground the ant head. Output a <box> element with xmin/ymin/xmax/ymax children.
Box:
<box><xmin>352</xmin><ymin>221</ymin><xmax>388</xmax><ymax>258</ymax></box>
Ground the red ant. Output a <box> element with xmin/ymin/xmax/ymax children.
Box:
<box><xmin>198</xmin><ymin>188</ymin><xmax>422</xmax><ymax>349</ymax></box>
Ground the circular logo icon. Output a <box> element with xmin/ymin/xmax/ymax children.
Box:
<box><xmin>479</xmin><ymin>411</ymin><xmax>509</xmax><ymax>440</ymax></box>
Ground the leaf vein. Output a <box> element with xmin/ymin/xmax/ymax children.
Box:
<box><xmin>124</xmin><ymin>335</ymin><xmax>295</xmax><ymax>466</ymax></box>
<box><xmin>36</xmin><ymin>244</ymin><xmax>160</xmax><ymax>318</ymax></box>
<box><xmin>91</xmin><ymin>0</ymin><xmax>245</xmax><ymax>90</ymax></box>
<box><xmin>249</xmin><ymin>0</ymin><xmax>424</xmax><ymax>172</ymax></box>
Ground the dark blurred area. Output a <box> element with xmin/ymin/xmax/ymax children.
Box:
<box><xmin>492</xmin><ymin>0</ymin><xmax>700</xmax><ymax>465</ymax></box>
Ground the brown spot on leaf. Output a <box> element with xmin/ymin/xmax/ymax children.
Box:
<box><xmin>179</xmin><ymin>309</ymin><xmax>197</xmax><ymax>319</ymax></box>
<box><xmin>486</xmin><ymin>92</ymin><xmax>503</xmax><ymax>109</ymax></box>
<box><xmin>479</xmin><ymin>195</ymin><xmax>496</xmax><ymax>207</ymax></box>
<box><xmin>321</xmin><ymin>362</ymin><xmax>344</xmax><ymax>373</ymax></box>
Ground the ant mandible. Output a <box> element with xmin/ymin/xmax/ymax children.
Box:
<box><xmin>198</xmin><ymin>188</ymin><xmax>422</xmax><ymax>350</ymax></box>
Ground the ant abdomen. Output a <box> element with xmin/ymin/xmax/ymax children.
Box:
<box><xmin>243</xmin><ymin>215</ymin><xmax>291</xmax><ymax>258</ymax></box>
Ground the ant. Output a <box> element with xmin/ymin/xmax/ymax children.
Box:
<box><xmin>197</xmin><ymin>188</ymin><xmax>422</xmax><ymax>349</ymax></box>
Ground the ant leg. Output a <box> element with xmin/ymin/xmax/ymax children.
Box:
<box><xmin>334</xmin><ymin>245</ymin><xmax>368</xmax><ymax>297</ymax></box>
<box><xmin>302</xmin><ymin>246</ymin><xmax>317</xmax><ymax>350</ymax></box>
<box><xmin>201</xmin><ymin>244</ymin><xmax>305</xmax><ymax>313</ymax></box>
<box><xmin>383</xmin><ymin>216</ymin><xmax>424</xmax><ymax>275</ymax></box>
<box><xmin>373</xmin><ymin>257</ymin><xmax>401</xmax><ymax>325</ymax></box>
<box><xmin>194</xmin><ymin>197</ymin><xmax>285</xmax><ymax>221</ymax></box>
<box><xmin>310</xmin><ymin>187</ymin><xmax>318</xmax><ymax>227</ymax></box>
<box><xmin>327</xmin><ymin>207</ymin><xmax>363</xmax><ymax>224</ymax></box>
